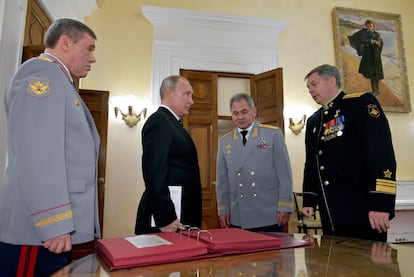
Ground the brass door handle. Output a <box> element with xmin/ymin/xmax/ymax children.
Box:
<box><xmin>98</xmin><ymin>177</ymin><xmax>105</xmax><ymax>185</ymax></box>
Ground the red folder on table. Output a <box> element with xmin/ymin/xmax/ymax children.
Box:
<box><xmin>194</xmin><ymin>228</ymin><xmax>282</xmax><ymax>254</ymax></box>
<box><xmin>96</xmin><ymin>228</ymin><xmax>307</xmax><ymax>270</ymax></box>
<box><xmin>96</xmin><ymin>232</ymin><xmax>208</xmax><ymax>270</ymax></box>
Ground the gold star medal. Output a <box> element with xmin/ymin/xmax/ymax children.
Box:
<box><xmin>383</xmin><ymin>169</ymin><xmax>393</xmax><ymax>179</ymax></box>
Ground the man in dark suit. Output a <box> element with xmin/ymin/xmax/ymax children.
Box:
<box><xmin>135</xmin><ymin>75</ymin><xmax>202</xmax><ymax>234</ymax></box>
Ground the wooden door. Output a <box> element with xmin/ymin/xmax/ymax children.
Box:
<box><xmin>181</xmin><ymin>68</ymin><xmax>284</xmax><ymax>230</ymax></box>
<box><xmin>24</xmin><ymin>0</ymin><xmax>51</xmax><ymax>46</ymax></box>
<box><xmin>180</xmin><ymin>70</ymin><xmax>219</xmax><ymax>229</ymax></box>
<box><xmin>251</xmin><ymin>68</ymin><xmax>285</xmax><ymax>134</ymax></box>
<box><xmin>79</xmin><ymin>89</ymin><xmax>109</xmax><ymax>234</ymax></box>
<box><xmin>71</xmin><ymin>89</ymin><xmax>109</xmax><ymax>259</ymax></box>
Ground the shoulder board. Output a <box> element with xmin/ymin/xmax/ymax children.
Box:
<box><xmin>38</xmin><ymin>56</ymin><xmax>55</xmax><ymax>63</ymax></box>
<box><xmin>220</xmin><ymin>130</ymin><xmax>234</xmax><ymax>140</ymax></box>
<box><xmin>259</xmin><ymin>124</ymin><xmax>279</xmax><ymax>130</ymax></box>
<box><xmin>343</xmin><ymin>92</ymin><xmax>367</xmax><ymax>99</ymax></box>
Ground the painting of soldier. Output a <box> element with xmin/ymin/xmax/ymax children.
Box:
<box><xmin>348</xmin><ymin>19</ymin><xmax>383</xmax><ymax>95</ymax></box>
<box><xmin>333</xmin><ymin>7</ymin><xmax>410</xmax><ymax>112</ymax></box>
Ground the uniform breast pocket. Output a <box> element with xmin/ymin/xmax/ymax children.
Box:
<box><xmin>66</xmin><ymin>96</ymin><xmax>89</xmax><ymax>128</ymax></box>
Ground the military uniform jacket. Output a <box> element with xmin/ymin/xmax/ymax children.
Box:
<box><xmin>0</xmin><ymin>54</ymin><xmax>101</xmax><ymax>245</ymax></box>
<box><xmin>216</xmin><ymin>121</ymin><xmax>293</xmax><ymax>229</ymax></box>
<box><xmin>303</xmin><ymin>91</ymin><xmax>396</xmax><ymax>232</ymax></box>
<box><xmin>135</xmin><ymin>107</ymin><xmax>202</xmax><ymax>234</ymax></box>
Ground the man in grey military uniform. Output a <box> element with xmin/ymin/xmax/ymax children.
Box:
<box><xmin>0</xmin><ymin>19</ymin><xmax>100</xmax><ymax>275</ymax></box>
<box><xmin>216</xmin><ymin>93</ymin><xmax>293</xmax><ymax>232</ymax></box>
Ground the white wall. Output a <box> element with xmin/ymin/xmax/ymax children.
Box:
<box><xmin>0</xmin><ymin>0</ymin><xmax>27</xmax><ymax>185</ymax></box>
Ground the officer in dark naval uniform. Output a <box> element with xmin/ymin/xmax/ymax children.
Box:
<box><xmin>301</xmin><ymin>64</ymin><xmax>396</xmax><ymax>242</ymax></box>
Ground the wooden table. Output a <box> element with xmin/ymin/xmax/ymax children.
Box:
<box><xmin>52</xmin><ymin>234</ymin><xmax>411</xmax><ymax>276</ymax></box>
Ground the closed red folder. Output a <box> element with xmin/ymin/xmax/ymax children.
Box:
<box><xmin>193</xmin><ymin>228</ymin><xmax>282</xmax><ymax>254</ymax></box>
<box><xmin>96</xmin><ymin>232</ymin><xmax>208</xmax><ymax>270</ymax></box>
<box><xmin>96</xmin><ymin>229</ymin><xmax>309</xmax><ymax>270</ymax></box>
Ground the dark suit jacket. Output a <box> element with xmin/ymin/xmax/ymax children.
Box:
<box><xmin>135</xmin><ymin>107</ymin><xmax>202</xmax><ymax>234</ymax></box>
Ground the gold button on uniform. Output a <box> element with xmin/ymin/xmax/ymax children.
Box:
<box><xmin>251</xmin><ymin>182</ymin><xmax>256</xmax><ymax>187</ymax></box>
<box><xmin>324</xmin><ymin>181</ymin><xmax>330</xmax><ymax>186</ymax></box>
<box><xmin>239</xmin><ymin>183</ymin><xmax>243</xmax><ymax>187</ymax></box>
<box><xmin>320</xmin><ymin>166</ymin><xmax>325</xmax><ymax>171</ymax></box>
<box><xmin>250</xmin><ymin>171</ymin><xmax>255</xmax><ymax>176</ymax></box>
<box><xmin>253</xmin><ymin>193</ymin><xmax>257</xmax><ymax>198</ymax></box>
<box><xmin>240</xmin><ymin>194</ymin><xmax>244</xmax><ymax>198</ymax></box>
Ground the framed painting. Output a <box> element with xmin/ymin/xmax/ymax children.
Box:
<box><xmin>333</xmin><ymin>7</ymin><xmax>410</xmax><ymax>112</ymax></box>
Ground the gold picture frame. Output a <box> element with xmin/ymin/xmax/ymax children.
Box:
<box><xmin>333</xmin><ymin>7</ymin><xmax>411</xmax><ymax>112</ymax></box>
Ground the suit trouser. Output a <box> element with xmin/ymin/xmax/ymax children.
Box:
<box><xmin>0</xmin><ymin>241</ymin><xmax>71</xmax><ymax>277</ymax></box>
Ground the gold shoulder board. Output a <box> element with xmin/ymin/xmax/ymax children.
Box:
<box><xmin>259</xmin><ymin>124</ymin><xmax>279</xmax><ymax>130</ymax></box>
<box><xmin>343</xmin><ymin>92</ymin><xmax>367</xmax><ymax>99</ymax></box>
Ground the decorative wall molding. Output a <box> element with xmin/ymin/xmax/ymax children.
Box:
<box><xmin>142</xmin><ymin>5</ymin><xmax>288</xmax><ymax>104</ymax></box>
<box><xmin>37</xmin><ymin>0</ymin><xmax>98</xmax><ymax>22</ymax></box>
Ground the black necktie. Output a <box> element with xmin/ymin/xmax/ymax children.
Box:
<box><xmin>240</xmin><ymin>130</ymin><xmax>248</xmax><ymax>145</ymax></box>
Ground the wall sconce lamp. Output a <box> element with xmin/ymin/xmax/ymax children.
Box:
<box><xmin>114</xmin><ymin>106</ymin><xmax>147</xmax><ymax>127</ymax></box>
<box><xmin>288</xmin><ymin>115</ymin><xmax>307</xmax><ymax>135</ymax></box>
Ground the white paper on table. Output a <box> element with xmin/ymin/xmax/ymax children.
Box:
<box><xmin>151</xmin><ymin>185</ymin><xmax>182</xmax><ymax>227</ymax></box>
<box><xmin>125</xmin><ymin>234</ymin><xmax>173</xmax><ymax>249</ymax></box>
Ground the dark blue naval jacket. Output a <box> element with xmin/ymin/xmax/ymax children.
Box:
<box><xmin>303</xmin><ymin>91</ymin><xmax>396</xmax><ymax>233</ymax></box>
